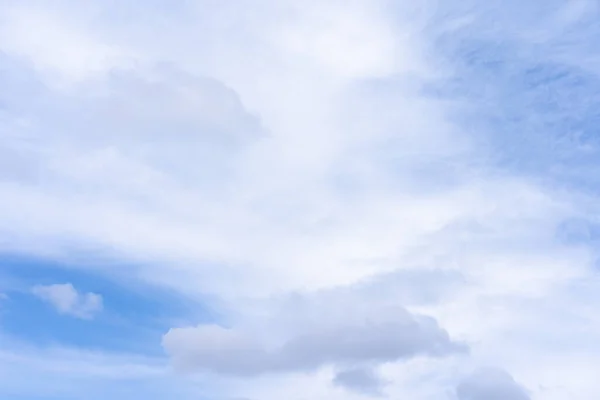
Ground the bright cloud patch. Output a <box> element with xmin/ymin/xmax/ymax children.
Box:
<box><xmin>32</xmin><ymin>283</ymin><xmax>103</xmax><ymax>319</ymax></box>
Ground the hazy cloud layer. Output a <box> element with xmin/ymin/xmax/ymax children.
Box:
<box><xmin>1</xmin><ymin>1</ymin><xmax>600</xmax><ymax>399</ymax></box>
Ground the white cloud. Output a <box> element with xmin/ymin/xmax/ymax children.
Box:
<box><xmin>0</xmin><ymin>3</ymin><xmax>134</xmax><ymax>85</ymax></box>
<box><xmin>31</xmin><ymin>283</ymin><xmax>103</xmax><ymax>319</ymax></box>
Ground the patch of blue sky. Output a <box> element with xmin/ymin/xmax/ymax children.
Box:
<box><xmin>429</xmin><ymin>32</ymin><xmax>600</xmax><ymax>190</ymax></box>
<box><xmin>417</xmin><ymin>15</ymin><xmax>600</xmax><ymax>257</ymax></box>
<box><xmin>0</xmin><ymin>253</ymin><xmax>218</xmax><ymax>355</ymax></box>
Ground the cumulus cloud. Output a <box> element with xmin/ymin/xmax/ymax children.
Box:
<box><xmin>163</xmin><ymin>297</ymin><xmax>466</xmax><ymax>377</ymax></box>
<box><xmin>163</xmin><ymin>317</ymin><xmax>462</xmax><ymax>376</ymax></box>
<box><xmin>31</xmin><ymin>283</ymin><xmax>103</xmax><ymax>319</ymax></box>
<box><xmin>456</xmin><ymin>368</ymin><xmax>530</xmax><ymax>400</ymax></box>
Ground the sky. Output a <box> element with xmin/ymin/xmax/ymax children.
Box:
<box><xmin>1</xmin><ymin>0</ymin><xmax>600</xmax><ymax>399</ymax></box>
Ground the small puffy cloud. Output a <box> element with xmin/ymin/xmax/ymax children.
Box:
<box><xmin>456</xmin><ymin>367</ymin><xmax>530</xmax><ymax>400</ymax></box>
<box><xmin>332</xmin><ymin>366</ymin><xmax>385</xmax><ymax>396</ymax></box>
<box><xmin>31</xmin><ymin>283</ymin><xmax>103</xmax><ymax>319</ymax></box>
<box><xmin>162</xmin><ymin>305</ymin><xmax>466</xmax><ymax>377</ymax></box>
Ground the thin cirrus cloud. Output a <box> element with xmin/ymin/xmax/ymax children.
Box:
<box><xmin>31</xmin><ymin>283</ymin><xmax>103</xmax><ymax>319</ymax></box>
<box><xmin>0</xmin><ymin>0</ymin><xmax>599</xmax><ymax>399</ymax></box>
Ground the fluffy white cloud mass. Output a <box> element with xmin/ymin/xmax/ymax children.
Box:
<box><xmin>163</xmin><ymin>307</ymin><xmax>465</xmax><ymax>376</ymax></box>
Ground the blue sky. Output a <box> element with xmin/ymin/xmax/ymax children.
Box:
<box><xmin>0</xmin><ymin>253</ymin><xmax>215</xmax><ymax>354</ymax></box>
<box><xmin>1</xmin><ymin>1</ymin><xmax>600</xmax><ymax>399</ymax></box>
